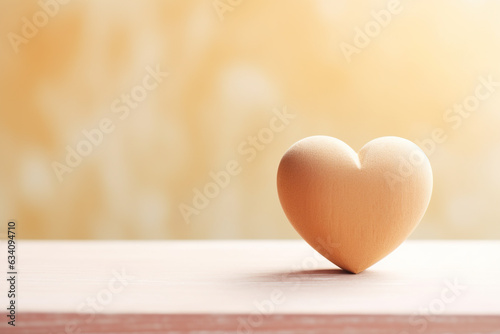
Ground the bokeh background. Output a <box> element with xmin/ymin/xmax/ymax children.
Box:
<box><xmin>1</xmin><ymin>0</ymin><xmax>499</xmax><ymax>239</ymax></box>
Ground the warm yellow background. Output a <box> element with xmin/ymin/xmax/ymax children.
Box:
<box><xmin>1</xmin><ymin>0</ymin><xmax>499</xmax><ymax>239</ymax></box>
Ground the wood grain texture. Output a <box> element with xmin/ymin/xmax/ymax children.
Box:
<box><xmin>0</xmin><ymin>240</ymin><xmax>499</xmax><ymax>334</ymax></box>
<box><xmin>277</xmin><ymin>136</ymin><xmax>433</xmax><ymax>273</ymax></box>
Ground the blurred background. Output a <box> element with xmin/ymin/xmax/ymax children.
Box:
<box><xmin>1</xmin><ymin>0</ymin><xmax>499</xmax><ymax>240</ymax></box>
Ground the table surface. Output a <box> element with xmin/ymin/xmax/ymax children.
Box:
<box><xmin>1</xmin><ymin>240</ymin><xmax>500</xmax><ymax>333</ymax></box>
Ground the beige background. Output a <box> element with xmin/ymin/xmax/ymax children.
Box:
<box><xmin>1</xmin><ymin>0</ymin><xmax>499</xmax><ymax>239</ymax></box>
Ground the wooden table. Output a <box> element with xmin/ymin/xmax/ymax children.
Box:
<box><xmin>1</xmin><ymin>240</ymin><xmax>499</xmax><ymax>333</ymax></box>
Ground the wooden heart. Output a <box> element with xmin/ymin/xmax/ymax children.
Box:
<box><xmin>277</xmin><ymin>136</ymin><xmax>433</xmax><ymax>273</ymax></box>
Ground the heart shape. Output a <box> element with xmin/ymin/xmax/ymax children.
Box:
<box><xmin>277</xmin><ymin>136</ymin><xmax>433</xmax><ymax>273</ymax></box>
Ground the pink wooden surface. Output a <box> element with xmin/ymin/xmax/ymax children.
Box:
<box><xmin>1</xmin><ymin>240</ymin><xmax>499</xmax><ymax>333</ymax></box>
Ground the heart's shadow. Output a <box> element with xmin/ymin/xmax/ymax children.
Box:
<box><xmin>286</xmin><ymin>268</ymin><xmax>351</xmax><ymax>277</ymax></box>
<box><xmin>245</xmin><ymin>267</ymin><xmax>356</xmax><ymax>285</ymax></box>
